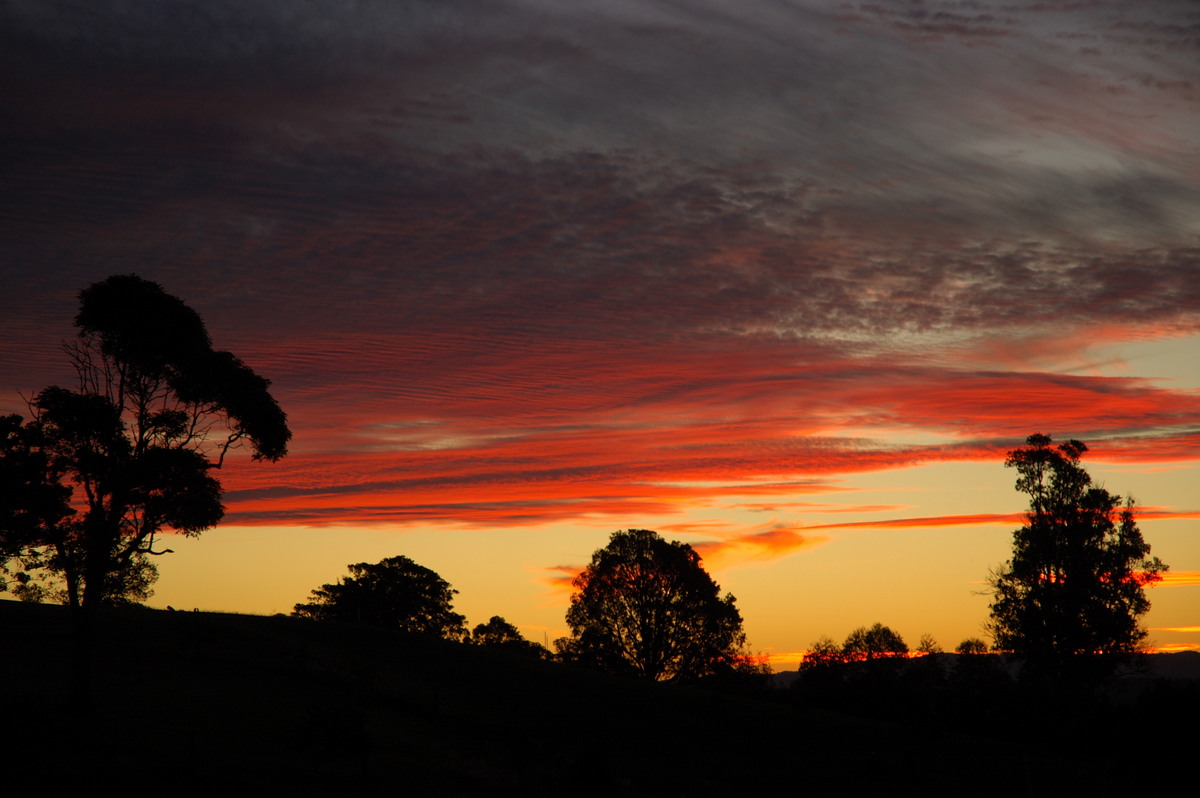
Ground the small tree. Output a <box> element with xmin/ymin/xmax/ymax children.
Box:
<box><xmin>560</xmin><ymin>529</ymin><xmax>748</xmax><ymax>681</ymax></box>
<box><xmin>800</xmin><ymin>636</ymin><xmax>844</xmax><ymax>668</ymax></box>
<box><xmin>471</xmin><ymin>615</ymin><xmax>549</xmax><ymax>658</ymax></box>
<box><xmin>796</xmin><ymin>635</ymin><xmax>847</xmax><ymax>695</ymax></box>
<box><xmin>987</xmin><ymin>434</ymin><xmax>1166</xmax><ymax>670</ymax></box>
<box><xmin>956</xmin><ymin>638</ymin><xmax>989</xmax><ymax>656</ymax></box>
<box><xmin>842</xmin><ymin>623</ymin><xmax>908</xmax><ymax>661</ymax></box>
<box><xmin>294</xmin><ymin>556</ymin><xmax>467</xmax><ymax>640</ymax></box>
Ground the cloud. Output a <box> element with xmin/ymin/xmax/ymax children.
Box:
<box><xmin>1152</xmin><ymin>572</ymin><xmax>1200</xmax><ymax>588</ymax></box>
<box><xmin>3</xmin><ymin>0</ymin><xmax>1200</xmax><ymax>536</ymax></box>
<box><xmin>540</xmin><ymin>564</ymin><xmax>581</xmax><ymax>605</ymax></box>
<box><xmin>800</xmin><ymin>513</ymin><xmax>1028</xmax><ymax>531</ymax></box>
<box><xmin>537</xmin><ymin>521</ymin><xmax>830</xmax><ymax>608</ymax></box>
<box><xmin>691</xmin><ymin>527</ymin><xmax>830</xmax><ymax>570</ymax></box>
<box><xmin>795</xmin><ymin>508</ymin><xmax>1200</xmax><ymax>535</ymax></box>
<box><xmin>202</xmin><ymin>353</ymin><xmax>1200</xmax><ymax>526</ymax></box>
<box><xmin>1152</xmin><ymin>626</ymin><xmax>1200</xmax><ymax>633</ymax></box>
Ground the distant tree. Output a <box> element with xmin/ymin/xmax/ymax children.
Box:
<box><xmin>294</xmin><ymin>556</ymin><xmax>467</xmax><ymax>640</ymax></box>
<box><xmin>0</xmin><ymin>275</ymin><xmax>290</xmax><ymax>608</ymax></box>
<box><xmin>956</xmin><ymin>638</ymin><xmax>989</xmax><ymax>656</ymax></box>
<box><xmin>795</xmin><ymin>635</ymin><xmax>847</xmax><ymax>696</ymax></box>
<box><xmin>799</xmin><ymin>635</ymin><xmax>844</xmax><ymax>670</ymax></box>
<box><xmin>842</xmin><ymin>623</ymin><xmax>908</xmax><ymax>661</ymax></box>
<box><xmin>559</xmin><ymin>529</ymin><xmax>748</xmax><ymax>681</ymax></box>
<box><xmin>986</xmin><ymin>434</ymin><xmax>1167</xmax><ymax>672</ymax></box>
<box><xmin>950</xmin><ymin>639</ymin><xmax>1012</xmax><ymax>707</ymax></box>
<box><xmin>917</xmin><ymin>634</ymin><xmax>942</xmax><ymax>655</ymax></box>
<box><xmin>471</xmin><ymin>615</ymin><xmax>549</xmax><ymax>658</ymax></box>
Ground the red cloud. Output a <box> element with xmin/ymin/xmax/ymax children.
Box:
<box><xmin>537</xmin><ymin>524</ymin><xmax>829</xmax><ymax>606</ymax></box>
<box><xmin>691</xmin><ymin>527</ymin><xmax>829</xmax><ymax>570</ymax></box>
<box><xmin>1153</xmin><ymin>572</ymin><xmax>1200</xmax><ymax>588</ymax></box>
<box><xmin>797</xmin><ymin>509</ymin><xmax>1200</xmax><ymax>534</ymax></box>
<box><xmin>799</xmin><ymin>512</ymin><xmax>1028</xmax><ymax>531</ymax></box>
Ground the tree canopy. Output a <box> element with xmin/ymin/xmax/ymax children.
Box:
<box><xmin>956</xmin><ymin>638</ymin><xmax>989</xmax><ymax>656</ymax></box>
<box><xmin>558</xmin><ymin>529</ymin><xmax>748</xmax><ymax>681</ymax></box>
<box><xmin>987</xmin><ymin>434</ymin><xmax>1166</xmax><ymax>668</ymax></box>
<box><xmin>293</xmin><ymin>555</ymin><xmax>467</xmax><ymax>640</ymax></box>
<box><xmin>799</xmin><ymin>624</ymin><xmax>909</xmax><ymax>674</ymax></box>
<box><xmin>0</xmin><ymin>274</ymin><xmax>290</xmax><ymax>607</ymax></box>
<box><xmin>471</xmin><ymin>615</ymin><xmax>548</xmax><ymax>657</ymax></box>
<box><xmin>842</xmin><ymin>623</ymin><xmax>909</xmax><ymax>661</ymax></box>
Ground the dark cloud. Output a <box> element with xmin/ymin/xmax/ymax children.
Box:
<box><xmin>2</xmin><ymin>0</ymin><xmax>1199</xmax><ymax>528</ymax></box>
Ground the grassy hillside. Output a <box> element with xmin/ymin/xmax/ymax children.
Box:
<box><xmin>2</xmin><ymin>601</ymin><xmax>1189</xmax><ymax>795</ymax></box>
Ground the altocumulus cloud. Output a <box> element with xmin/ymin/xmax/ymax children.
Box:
<box><xmin>2</xmin><ymin>0</ymin><xmax>1199</xmax><ymax>530</ymax></box>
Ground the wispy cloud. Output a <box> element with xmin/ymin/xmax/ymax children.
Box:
<box><xmin>801</xmin><ymin>512</ymin><xmax>1029</xmax><ymax>531</ymax></box>
<box><xmin>537</xmin><ymin>522</ymin><xmax>830</xmax><ymax>605</ymax></box>
<box><xmin>1152</xmin><ymin>572</ymin><xmax>1200</xmax><ymax>588</ymax></box>
<box><xmin>691</xmin><ymin>527</ymin><xmax>830</xmax><ymax>570</ymax></box>
<box><xmin>2</xmin><ymin>0</ymin><xmax>1199</xmax><ymax>538</ymax></box>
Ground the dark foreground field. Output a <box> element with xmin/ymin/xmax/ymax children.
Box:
<box><xmin>3</xmin><ymin>601</ymin><xmax>1193</xmax><ymax>796</ymax></box>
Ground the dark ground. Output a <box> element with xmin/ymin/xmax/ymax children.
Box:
<box><xmin>3</xmin><ymin>601</ymin><xmax>1193</xmax><ymax>796</ymax></box>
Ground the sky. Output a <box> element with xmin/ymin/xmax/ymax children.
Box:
<box><xmin>2</xmin><ymin>0</ymin><xmax>1198</xmax><ymax>665</ymax></box>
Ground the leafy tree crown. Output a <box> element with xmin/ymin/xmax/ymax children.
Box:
<box><xmin>561</xmin><ymin>529</ymin><xmax>748</xmax><ymax>681</ymax></box>
<box><xmin>1</xmin><ymin>274</ymin><xmax>290</xmax><ymax>607</ymax></box>
<box><xmin>293</xmin><ymin>555</ymin><xmax>467</xmax><ymax>640</ymax></box>
<box><xmin>987</xmin><ymin>433</ymin><xmax>1166</xmax><ymax>666</ymax></box>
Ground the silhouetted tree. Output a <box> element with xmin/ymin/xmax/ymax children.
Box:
<box><xmin>471</xmin><ymin>615</ymin><xmax>549</xmax><ymax>658</ymax></box>
<box><xmin>795</xmin><ymin>635</ymin><xmax>847</xmax><ymax>697</ymax></box>
<box><xmin>948</xmin><ymin>639</ymin><xmax>1013</xmax><ymax>719</ymax></box>
<box><xmin>986</xmin><ymin>434</ymin><xmax>1166</xmax><ymax>674</ymax></box>
<box><xmin>0</xmin><ymin>275</ymin><xmax>290</xmax><ymax>608</ymax></box>
<box><xmin>0</xmin><ymin>414</ymin><xmax>72</xmax><ymax>599</ymax></box>
<box><xmin>294</xmin><ymin>555</ymin><xmax>467</xmax><ymax>640</ymax></box>
<box><xmin>795</xmin><ymin>625</ymin><xmax>914</xmax><ymax>716</ymax></box>
<box><xmin>800</xmin><ymin>636</ymin><xmax>843</xmax><ymax>668</ymax></box>
<box><xmin>842</xmin><ymin>623</ymin><xmax>908</xmax><ymax>661</ymax></box>
<box><xmin>956</xmin><ymin>638</ymin><xmax>989</xmax><ymax>656</ymax></box>
<box><xmin>916</xmin><ymin>634</ymin><xmax>942</xmax><ymax>655</ymax></box>
<box><xmin>559</xmin><ymin>529</ymin><xmax>748</xmax><ymax>681</ymax></box>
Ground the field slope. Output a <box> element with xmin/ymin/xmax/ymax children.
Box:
<box><xmin>2</xmin><ymin>601</ymin><xmax>1188</xmax><ymax>795</ymax></box>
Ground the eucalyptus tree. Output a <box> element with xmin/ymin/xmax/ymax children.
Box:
<box><xmin>1</xmin><ymin>274</ymin><xmax>290</xmax><ymax>608</ymax></box>
<box><xmin>987</xmin><ymin>434</ymin><xmax>1165</xmax><ymax>674</ymax></box>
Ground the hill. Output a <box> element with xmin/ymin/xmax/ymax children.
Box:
<box><xmin>2</xmin><ymin>601</ymin><xmax>1191</xmax><ymax>795</ymax></box>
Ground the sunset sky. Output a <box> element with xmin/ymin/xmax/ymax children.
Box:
<box><xmin>2</xmin><ymin>0</ymin><xmax>1198</xmax><ymax>665</ymax></box>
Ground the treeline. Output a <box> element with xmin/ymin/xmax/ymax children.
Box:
<box><xmin>290</xmin><ymin>554</ymin><xmax>550</xmax><ymax>659</ymax></box>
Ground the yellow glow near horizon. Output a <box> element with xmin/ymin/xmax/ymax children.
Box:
<box><xmin>145</xmin><ymin>455</ymin><xmax>1200</xmax><ymax>666</ymax></box>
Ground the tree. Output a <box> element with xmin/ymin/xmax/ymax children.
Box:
<box><xmin>986</xmin><ymin>434</ymin><xmax>1166</xmax><ymax>669</ymax></box>
<box><xmin>559</xmin><ymin>529</ymin><xmax>748</xmax><ymax>681</ymax></box>
<box><xmin>796</xmin><ymin>635</ymin><xmax>847</xmax><ymax>691</ymax></box>
<box><xmin>842</xmin><ymin>623</ymin><xmax>908</xmax><ymax>661</ymax></box>
<box><xmin>0</xmin><ymin>275</ymin><xmax>290</xmax><ymax>608</ymax></box>
<box><xmin>796</xmin><ymin>625</ymin><xmax>915</xmax><ymax>716</ymax></box>
<box><xmin>956</xmin><ymin>638</ymin><xmax>989</xmax><ymax>656</ymax></box>
<box><xmin>801</xmin><ymin>635</ymin><xmax>843</xmax><ymax>666</ymax></box>
<box><xmin>0</xmin><ymin>413</ymin><xmax>73</xmax><ymax>599</ymax></box>
<box><xmin>471</xmin><ymin>615</ymin><xmax>549</xmax><ymax>657</ymax></box>
<box><xmin>293</xmin><ymin>555</ymin><xmax>467</xmax><ymax>640</ymax></box>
